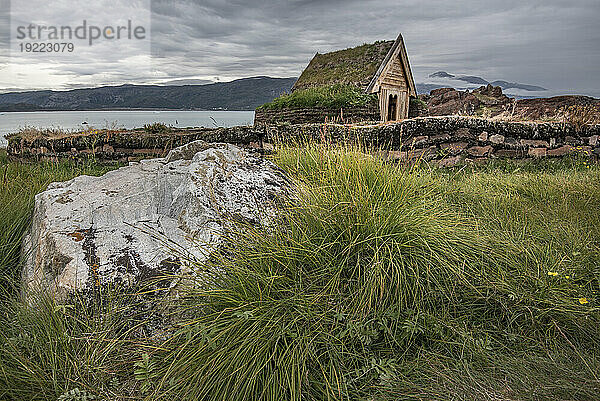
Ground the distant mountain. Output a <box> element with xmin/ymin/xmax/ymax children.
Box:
<box><xmin>425</xmin><ymin>71</ymin><xmax>546</xmax><ymax>93</ymax></box>
<box><xmin>457</xmin><ymin>75</ymin><xmax>489</xmax><ymax>85</ymax></box>
<box><xmin>490</xmin><ymin>80</ymin><xmax>546</xmax><ymax>92</ymax></box>
<box><xmin>416</xmin><ymin>83</ymin><xmax>448</xmax><ymax>94</ymax></box>
<box><xmin>0</xmin><ymin>77</ymin><xmax>297</xmax><ymax>112</ymax></box>
<box><xmin>429</xmin><ymin>71</ymin><xmax>455</xmax><ymax>79</ymax></box>
<box><xmin>159</xmin><ymin>78</ymin><xmax>215</xmax><ymax>86</ymax></box>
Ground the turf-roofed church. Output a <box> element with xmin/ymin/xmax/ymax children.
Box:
<box><xmin>293</xmin><ymin>34</ymin><xmax>417</xmax><ymax>122</ymax></box>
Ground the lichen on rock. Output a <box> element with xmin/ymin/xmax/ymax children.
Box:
<box><xmin>22</xmin><ymin>142</ymin><xmax>290</xmax><ymax>300</ymax></box>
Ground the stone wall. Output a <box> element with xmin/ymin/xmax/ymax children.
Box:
<box><xmin>263</xmin><ymin>117</ymin><xmax>600</xmax><ymax>166</ymax></box>
<box><xmin>254</xmin><ymin>105</ymin><xmax>380</xmax><ymax>126</ymax></box>
<box><xmin>8</xmin><ymin>117</ymin><xmax>600</xmax><ymax>166</ymax></box>
<box><xmin>7</xmin><ymin>126</ymin><xmax>261</xmax><ymax>162</ymax></box>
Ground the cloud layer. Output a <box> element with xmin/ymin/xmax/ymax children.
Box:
<box><xmin>1</xmin><ymin>0</ymin><xmax>599</xmax><ymax>96</ymax></box>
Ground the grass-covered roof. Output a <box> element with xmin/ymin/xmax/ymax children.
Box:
<box><xmin>292</xmin><ymin>40</ymin><xmax>395</xmax><ymax>92</ymax></box>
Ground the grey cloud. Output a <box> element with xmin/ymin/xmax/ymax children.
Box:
<box><xmin>1</xmin><ymin>0</ymin><xmax>599</xmax><ymax>96</ymax></box>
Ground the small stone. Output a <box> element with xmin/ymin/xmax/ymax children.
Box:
<box><xmin>407</xmin><ymin>146</ymin><xmax>437</xmax><ymax>160</ymax></box>
<box><xmin>503</xmin><ymin>137</ymin><xmax>520</xmax><ymax>149</ymax></box>
<box><xmin>494</xmin><ymin>149</ymin><xmax>523</xmax><ymax>158</ymax></box>
<box><xmin>528</xmin><ymin>148</ymin><xmax>547</xmax><ymax>158</ymax></box>
<box><xmin>407</xmin><ymin>136</ymin><xmax>428</xmax><ymax>146</ymax></box>
<box><xmin>430</xmin><ymin>134</ymin><xmax>451</xmax><ymax>143</ymax></box>
<box><xmin>548</xmin><ymin>145</ymin><xmax>574</xmax><ymax>157</ymax></box>
<box><xmin>521</xmin><ymin>139</ymin><xmax>549</xmax><ymax>148</ymax></box>
<box><xmin>466</xmin><ymin>145</ymin><xmax>492</xmax><ymax>157</ymax></box>
<box><xmin>588</xmin><ymin>135</ymin><xmax>598</xmax><ymax>147</ymax></box>
<box><xmin>440</xmin><ymin>142</ymin><xmax>469</xmax><ymax>155</ymax></box>
<box><xmin>102</xmin><ymin>144</ymin><xmax>114</xmax><ymax>153</ymax></box>
<box><xmin>455</xmin><ymin>128</ymin><xmax>475</xmax><ymax>140</ymax></box>
<box><xmin>436</xmin><ymin>155</ymin><xmax>463</xmax><ymax>168</ymax></box>
<box><xmin>549</xmin><ymin>138</ymin><xmax>556</xmax><ymax>147</ymax></box>
<box><xmin>565</xmin><ymin>136</ymin><xmax>578</xmax><ymax>145</ymax></box>
<box><xmin>478</xmin><ymin>131</ymin><xmax>488</xmax><ymax>142</ymax></box>
<box><xmin>489</xmin><ymin>134</ymin><xmax>505</xmax><ymax>144</ymax></box>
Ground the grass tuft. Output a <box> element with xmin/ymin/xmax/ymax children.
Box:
<box><xmin>148</xmin><ymin>145</ymin><xmax>600</xmax><ymax>400</ymax></box>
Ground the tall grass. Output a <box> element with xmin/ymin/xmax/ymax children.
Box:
<box><xmin>0</xmin><ymin>151</ymin><xmax>131</xmax><ymax>400</ymax></box>
<box><xmin>148</xmin><ymin>146</ymin><xmax>600</xmax><ymax>400</ymax></box>
<box><xmin>0</xmin><ymin>146</ymin><xmax>599</xmax><ymax>400</ymax></box>
<box><xmin>0</xmin><ymin>291</ymin><xmax>150</xmax><ymax>400</ymax></box>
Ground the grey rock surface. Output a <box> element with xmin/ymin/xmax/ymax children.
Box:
<box><xmin>22</xmin><ymin>142</ymin><xmax>288</xmax><ymax>299</ymax></box>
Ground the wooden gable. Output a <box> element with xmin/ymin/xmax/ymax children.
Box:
<box><xmin>378</xmin><ymin>56</ymin><xmax>408</xmax><ymax>91</ymax></box>
<box><xmin>366</xmin><ymin>34</ymin><xmax>416</xmax><ymax>97</ymax></box>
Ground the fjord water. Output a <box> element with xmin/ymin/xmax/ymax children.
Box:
<box><xmin>0</xmin><ymin>110</ymin><xmax>255</xmax><ymax>147</ymax></box>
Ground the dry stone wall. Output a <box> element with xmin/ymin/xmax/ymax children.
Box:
<box><xmin>7</xmin><ymin>117</ymin><xmax>600</xmax><ymax>165</ymax></box>
<box><xmin>263</xmin><ymin>117</ymin><xmax>600</xmax><ymax>165</ymax></box>
<box><xmin>7</xmin><ymin>126</ymin><xmax>261</xmax><ymax>162</ymax></box>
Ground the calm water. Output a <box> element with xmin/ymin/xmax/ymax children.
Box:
<box><xmin>0</xmin><ymin>110</ymin><xmax>255</xmax><ymax>147</ymax></box>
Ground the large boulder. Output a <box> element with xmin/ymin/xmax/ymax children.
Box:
<box><xmin>22</xmin><ymin>141</ymin><xmax>289</xmax><ymax>299</ymax></box>
<box><xmin>426</xmin><ymin>88</ymin><xmax>481</xmax><ymax>116</ymax></box>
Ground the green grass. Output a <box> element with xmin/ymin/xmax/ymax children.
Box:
<box><xmin>258</xmin><ymin>84</ymin><xmax>378</xmax><ymax>111</ymax></box>
<box><xmin>0</xmin><ymin>151</ymin><xmax>132</xmax><ymax>400</ymax></box>
<box><xmin>292</xmin><ymin>40</ymin><xmax>394</xmax><ymax>91</ymax></box>
<box><xmin>148</xmin><ymin>148</ymin><xmax>600</xmax><ymax>400</ymax></box>
<box><xmin>0</xmin><ymin>146</ymin><xmax>599</xmax><ymax>400</ymax></box>
<box><xmin>0</xmin><ymin>290</ymin><xmax>153</xmax><ymax>400</ymax></box>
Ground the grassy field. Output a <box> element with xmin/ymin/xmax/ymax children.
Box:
<box><xmin>0</xmin><ymin>147</ymin><xmax>599</xmax><ymax>400</ymax></box>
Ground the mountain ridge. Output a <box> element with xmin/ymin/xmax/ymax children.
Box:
<box><xmin>427</xmin><ymin>71</ymin><xmax>547</xmax><ymax>92</ymax></box>
<box><xmin>0</xmin><ymin>77</ymin><xmax>297</xmax><ymax>112</ymax></box>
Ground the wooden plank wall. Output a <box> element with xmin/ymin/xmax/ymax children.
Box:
<box><xmin>380</xmin><ymin>58</ymin><xmax>408</xmax><ymax>90</ymax></box>
<box><xmin>378</xmin><ymin>87</ymin><xmax>409</xmax><ymax>122</ymax></box>
<box><xmin>376</xmin><ymin>54</ymin><xmax>410</xmax><ymax>122</ymax></box>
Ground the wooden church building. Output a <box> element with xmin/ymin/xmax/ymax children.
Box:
<box><xmin>292</xmin><ymin>34</ymin><xmax>417</xmax><ymax>122</ymax></box>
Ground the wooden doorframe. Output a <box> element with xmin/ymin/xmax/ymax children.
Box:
<box><xmin>387</xmin><ymin>94</ymin><xmax>398</xmax><ymax>121</ymax></box>
<box><xmin>398</xmin><ymin>91</ymin><xmax>408</xmax><ymax>119</ymax></box>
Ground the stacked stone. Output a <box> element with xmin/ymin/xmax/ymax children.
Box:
<box><xmin>7</xmin><ymin>117</ymin><xmax>600</xmax><ymax>165</ymax></box>
<box><xmin>263</xmin><ymin>116</ymin><xmax>600</xmax><ymax>166</ymax></box>
<box><xmin>6</xmin><ymin>126</ymin><xmax>262</xmax><ymax>163</ymax></box>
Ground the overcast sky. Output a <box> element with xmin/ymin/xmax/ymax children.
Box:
<box><xmin>1</xmin><ymin>0</ymin><xmax>598</xmax><ymax>96</ymax></box>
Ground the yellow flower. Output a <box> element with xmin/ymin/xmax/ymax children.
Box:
<box><xmin>547</xmin><ymin>272</ymin><xmax>559</xmax><ymax>276</ymax></box>
<box><xmin>565</xmin><ymin>275</ymin><xmax>570</xmax><ymax>279</ymax></box>
<box><xmin>579</xmin><ymin>298</ymin><xmax>589</xmax><ymax>305</ymax></box>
